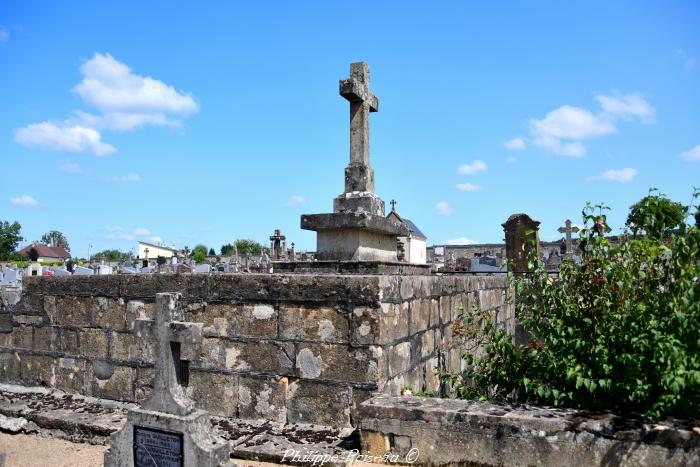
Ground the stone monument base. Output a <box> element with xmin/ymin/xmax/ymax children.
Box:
<box><xmin>272</xmin><ymin>260</ymin><xmax>430</xmax><ymax>275</ymax></box>
<box><xmin>104</xmin><ymin>408</ymin><xmax>230</xmax><ymax>467</ymax></box>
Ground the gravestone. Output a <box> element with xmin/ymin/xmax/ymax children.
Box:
<box><xmin>98</xmin><ymin>265</ymin><xmax>114</xmax><ymax>275</ymax></box>
<box><xmin>300</xmin><ymin>62</ymin><xmax>409</xmax><ymax>261</ymax></box>
<box><xmin>2</xmin><ymin>269</ymin><xmax>18</xmax><ymax>283</ymax></box>
<box><xmin>194</xmin><ymin>264</ymin><xmax>211</xmax><ymax>274</ymax></box>
<box><xmin>557</xmin><ymin>219</ymin><xmax>580</xmax><ymax>255</ymax></box>
<box><xmin>502</xmin><ymin>213</ymin><xmax>541</xmax><ymax>273</ymax></box>
<box><xmin>54</xmin><ymin>268</ymin><xmax>71</xmax><ymax>276</ymax></box>
<box><xmin>73</xmin><ymin>266</ymin><xmax>94</xmax><ymax>276</ymax></box>
<box><xmin>27</xmin><ymin>263</ymin><xmax>43</xmax><ymax>277</ymax></box>
<box><xmin>104</xmin><ymin>293</ymin><xmax>229</xmax><ymax>466</ymax></box>
<box><xmin>122</xmin><ymin>266</ymin><xmax>139</xmax><ymax>274</ymax></box>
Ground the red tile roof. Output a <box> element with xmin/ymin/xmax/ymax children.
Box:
<box><xmin>19</xmin><ymin>243</ymin><xmax>71</xmax><ymax>260</ymax></box>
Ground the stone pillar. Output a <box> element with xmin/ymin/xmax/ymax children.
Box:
<box><xmin>502</xmin><ymin>213</ymin><xmax>541</xmax><ymax>273</ymax></box>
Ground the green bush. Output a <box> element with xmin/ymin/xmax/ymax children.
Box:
<box><xmin>441</xmin><ymin>190</ymin><xmax>700</xmax><ymax>420</ymax></box>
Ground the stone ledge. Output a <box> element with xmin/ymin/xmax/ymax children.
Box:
<box><xmin>357</xmin><ymin>395</ymin><xmax>700</xmax><ymax>466</ymax></box>
<box><xmin>301</xmin><ymin>212</ymin><xmax>409</xmax><ymax>236</ymax></box>
<box><xmin>273</xmin><ymin>261</ymin><xmax>430</xmax><ymax>275</ymax></box>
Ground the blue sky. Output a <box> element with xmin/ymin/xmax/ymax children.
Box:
<box><xmin>1</xmin><ymin>1</ymin><xmax>699</xmax><ymax>257</ymax></box>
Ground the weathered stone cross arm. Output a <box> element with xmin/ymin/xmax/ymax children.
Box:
<box><xmin>134</xmin><ymin>293</ymin><xmax>203</xmax><ymax>417</ymax></box>
<box><xmin>340</xmin><ymin>73</ymin><xmax>378</xmax><ymax>111</ymax></box>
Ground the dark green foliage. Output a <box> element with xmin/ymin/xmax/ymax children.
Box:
<box><xmin>233</xmin><ymin>239</ymin><xmax>264</xmax><ymax>255</ymax></box>
<box><xmin>626</xmin><ymin>188</ymin><xmax>687</xmax><ymax>239</ymax></box>
<box><xmin>0</xmin><ymin>220</ymin><xmax>23</xmax><ymax>261</ymax></box>
<box><xmin>208</xmin><ymin>247</ymin><xmax>216</xmax><ymax>256</ymax></box>
<box><xmin>220</xmin><ymin>243</ymin><xmax>235</xmax><ymax>256</ymax></box>
<box><xmin>93</xmin><ymin>249</ymin><xmax>129</xmax><ymax>261</ymax></box>
<box><xmin>441</xmin><ymin>190</ymin><xmax>700</xmax><ymax>420</ymax></box>
<box><xmin>40</xmin><ymin>230</ymin><xmax>70</xmax><ymax>252</ymax></box>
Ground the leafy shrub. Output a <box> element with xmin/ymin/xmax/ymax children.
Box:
<box><xmin>440</xmin><ymin>190</ymin><xmax>700</xmax><ymax>420</ymax></box>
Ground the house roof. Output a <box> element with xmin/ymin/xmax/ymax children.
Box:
<box><xmin>138</xmin><ymin>241</ymin><xmax>178</xmax><ymax>252</ymax></box>
<box><xmin>19</xmin><ymin>243</ymin><xmax>71</xmax><ymax>260</ymax></box>
<box><xmin>387</xmin><ymin>211</ymin><xmax>427</xmax><ymax>240</ymax></box>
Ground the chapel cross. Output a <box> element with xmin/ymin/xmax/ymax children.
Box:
<box><xmin>134</xmin><ymin>293</ymin><xmax>203</xmax><ymax>416</ymax></box>
<box><xmin>340</xmin><ymin>62</ymin><xmax>379</xmax><ymax>193</ymax></box>
<box><xmin>558</xmin><ymin>219</ymin><xmax>580</xmax><ymax>255</ymax></box>
<box><xmin>390</xmin><ymin>199</ymin><xmax>397</xmax><ymax>211</ymax></box>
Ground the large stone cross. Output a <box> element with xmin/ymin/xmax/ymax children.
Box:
<box><xmin>134</xmin><ymin>292</ymin><xmax>203</xmax><ymax>417</ymax></box>
<box><xmin>558</xmin><ymin>219</ymin><xmax>580</xmax><ymax>255</ymax></box>
<box><xmin>340</xmin><ymin>62</ymin><xmax>379</xmax><ymax>193</ymax></box>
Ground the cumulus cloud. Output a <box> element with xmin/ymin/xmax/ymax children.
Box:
<box><xmin>15</xmin><ymin>52</ymin><xmax>198</xmax><ymax>154</ymax></box>
<box><xmin>132</xmin><ymin>227</ymin><xmax>152</xmax><ymax>236</ymax></box>
<box><xmin>446</xmin><ymin>237</ymin><xmax>476</xmax><ymax>245</ymax></box>
<box><xmin>677</xmin><ymin>49</ymin><xmax>697</xmax><ymax>70</ymax></box>
<box><xmin>10</xmin><ymin>194</ymin><xmax>40</xmax><ymax>208</ymax></box>
<box><xmin>598</xmin><ymin>167</ymin><xmax>637</xmax><ymax>183</ymax></box>
<box><xmin>104</xmin><ymin>226</ymin><xmax>134</xmax><ymax>241</ymax></box>
<box><xmin>455</xmin><ymin>182</ymin><xmax>480</xmax><ymax>192</ymax></box>
<box><xmin>436</xmin><ymin>201</ymin><xmax>453</xmax><ymax>216</ymax></box>
<box><xmin>58</xmin><ymin>161</ymin><xmax>83</xmax><ymax>174</ymax></box>
<box><xmin>284</xmin><ymin>195</ymin><xmax>306</xmax><ymax>206</ymax></box>
<box><xmin>504</xmin><ymin>138</ymin><xmax>526</xmax><ymax>150</ymax></box>
<box><xmin>679</xmin><ymin>145</ymin><xmax>700</xmax><ymax>162</ymax></box>
<box><xmin>105</xmin><ymin>172</ymin><xmax>140</xmax><ymax>183</ymax></box>
<box><xmin>14</xmin><ymin>122</ymin><xmax>116</xmax><ymax>156</ymax></box>
<box><xmin>457</xmin><ymin>160</ymin><xmax>487</xmax><ymax>175</ymax></box>
<box><xmin>0</xmin><ymin>25</ymin><xmax>9</xmax><ymax>44</ymax></box>
<box><xmin>529</xmin><ymin>94</ymin><xmax>653</xmax><ymax>157</ymax></box>
<box><xmin>595</xmin><ymin>94</ymin><xmax>655</xmax><ymax>123</ymax></box>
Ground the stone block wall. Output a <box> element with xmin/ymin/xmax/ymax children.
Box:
<box><xmin>0</xmin><ymin>273</ymin><xmax>509</xmax><ymax>427</ymax></box>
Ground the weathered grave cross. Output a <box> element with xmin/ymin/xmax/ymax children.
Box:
<box><xmin>134</xmin><ymin>292</ymin><xmax>203</xmax><ymax>416</ymax></box>
<box><xmin>558</xmin><ymin>219</ymin><xmax>580</xmax><ymax>255</ymax></box>
<box><xmin>340</xmin><ymin>62</ymin><xmax>379</xmax><ymax>192</ymax></box>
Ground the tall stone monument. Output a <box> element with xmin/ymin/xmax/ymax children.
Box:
<box><xmin>502</xmin><ymin>213</ymin><xmax>541</xmax><ymax>273</ymax></box>
<box><xmin>557</xmin><ymin>219</ymin><xmax>579</xmax><ymax>255</ymax></box>
<box><xmin>104</xmin><ymin>293</ymin><xmax>229</xmax><ymax>467</ymax></box>
<box><xmin>301</xmin><ymin>62</ymin><xmax>408</xmax><ymax>261</ymax></box>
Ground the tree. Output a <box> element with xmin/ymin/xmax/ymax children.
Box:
<box><xmin>0</xmin><ymin>220</ymin><xmax>23</xmax><ymax>261</ymax></box>
<box><xmin>220</xmin><ymin>243</ymin><xmax>235</xmax><ymax>256</ymax></box>
<box><xmin>233</xmin><ymin>239</ymin><xmax>264</xmax><ymax>255</ymax></box>
<box><xmin>626</xmin><ymin>189</ymin><xmax>688</xmax><ymax>239</ymax></box>
<box><xmin>93</xmin><ymin>249</ymin><xmax>129</xmax><ymax>262</ymax></box>
<box><xmin>41</xmin><ymin>230</ymin><xmax>70</xmax><ymax>252</ymax></box>
<box><xmin>208</xmin><ymin>247</ymin><xmax>216</xmax><ymax>256</ymax></box>
<box><xmin>190</xmin><ymin>244</ymin><xmax>208</xmax><ymax>257</ymax></box>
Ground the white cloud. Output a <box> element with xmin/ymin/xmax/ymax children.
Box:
<box><xmin>595</xmin><ymin>94</ymin><xmax>655</xmax><ymax>123</ymax></box>
<box><xmin>504</xmin><ymin>138</ymin><xmax>525</xmax><ymax>150</ymax></box>
<box><xmin>14</xmin><ymin>122</ymin><xmax>116</xmax><ymax>156</ymax></box>
<box><xmin>457</xmin><ymin>160</ymin><xmax>487</xmax><ymax>175</ymax></box>
<box><xmin>72</xmin><ymin>53</ymin><xmax>198</xmax><ymax>131</ymax></box>
<box><xmin>677</xmin><ymin>49</ymin><xmax>697</xmax><ymax>70</ymax></box>
<box><xmin>59</xmin><ymin>161</ymin><xmax>83</xmax><ymax>174</ymax></box>
<box><xmin>105</xmin><ymin>226</ymin><xmax>134</xmax><ymax>241</ymax></box>
<box><xmin>446</xmin><ymin>237</ymin><xmax>476</xmax><ymax>245</ymax></box>
<box><xmin>105</xmin><ymin>172</ymin><xmax>140</xmax><ymax>183</ymax></box>
<box><xmin>455</xmin><ymin>182</ymin><xmax>480</xmax><ymax>192</ymax></box>
<box><xmin>436</xmin><ymin>201</ymin><xmax>453</xmax><ymax>216</ymax></box>
<box><xmin>10</xmin><ymin>194</ymin><xmax>40</xmax><ymax>208</ymax></box>
<box><xmin>598</xmin><ymin>167</ymin><xmax>637</xmax><ymax>183</ymax></box>
<box><xmin>132</xmin><ymin>227</ymin><xmax>152</xmax><ymax>236</ymax></box>
<box><xmin>529</xmin><ymin>95</ymin><xmax>654</xmax><ymax>157</ymax></box>
<box><xmin>506</xmin><ymin>156</ymin><xmax>517</xmax><ymax>164</ymax></box>
<box><xmin>284</xmin><ymin>195</ymin><xmax>306</xmax><ymax>206</ymax></box>
<box><xmin>679</xmin><ymin>145</ymin><xmax>700</xmax><ymax>162</ymax></box>
<box><xmin>0</xmin><ymin>25</ymin><xmax>9</xmax><ymax>44</ymax></box>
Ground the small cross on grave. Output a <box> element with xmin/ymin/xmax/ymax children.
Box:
<box><xmin>104</xmin><ymin>293</ymin><xmax>229</xmax><ymax>467</ymax></box>
<box><xmin>557</xmin><ymin>219</ymin><xmax>580</xmax><ymax>255</ymax></box>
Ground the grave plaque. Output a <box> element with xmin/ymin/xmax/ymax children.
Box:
<box><xmin>134</xmin><ymin>426</ymin><xmax>184</xmax><ymax>467</ymax></box>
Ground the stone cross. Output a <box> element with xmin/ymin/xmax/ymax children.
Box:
<box><xmin>390</xmin><ymin>199</ymin><xmax>397</xmax><ymax>211</ymax></box>
<box><xmin>557</xmin><ymin>219</ymin><xmax>580</xmax><ymax>255</ymax></box>
<box><xmin>134</xmin><ymin>293</ymin><xmax>203</xmax><ymax>416</ymax></box>
<box><xmin>340</xmin><ymin>62</ymin><xmax>379</xmax><ymax>193</ymax></box>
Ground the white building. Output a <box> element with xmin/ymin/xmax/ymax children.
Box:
<box><xmin>386</xmin><ymin>209</ymin><xmax>427</xmax><ymax>264</ymax></box>
<box><xmin>137</xmin><ymin>241</ymin><xmax>178</xmax><ymax>262</ymax></box>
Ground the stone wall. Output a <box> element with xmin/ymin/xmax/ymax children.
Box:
<box><xmin>357</xmin><ymin>395</ymin><xmax>700</xmax><ymax>466</ymax></box>
<box><xmin>0</xmin><ymin>273</ymin><xmax>509</xmax><ymax>427</ymax></box>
